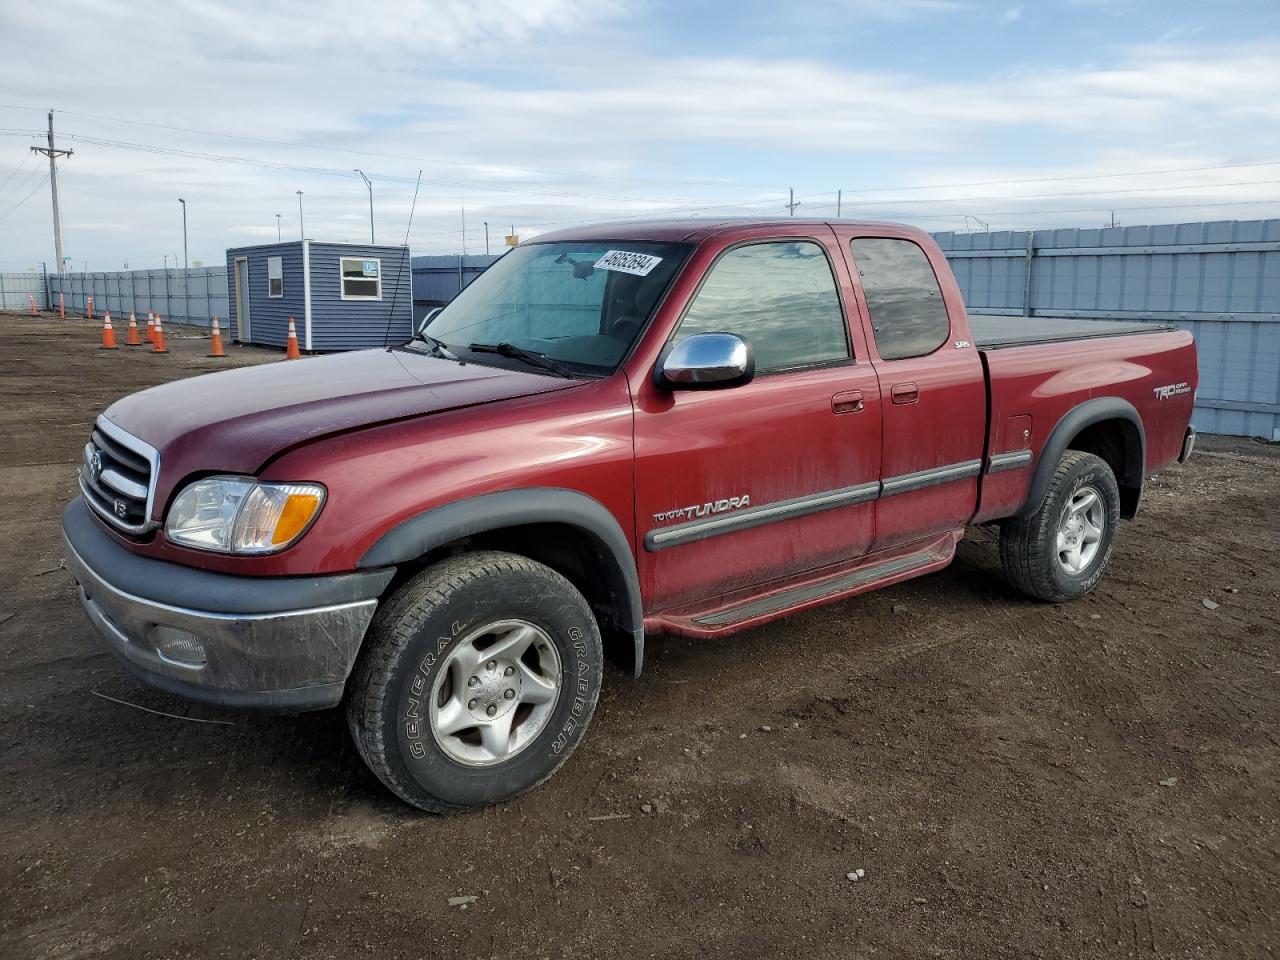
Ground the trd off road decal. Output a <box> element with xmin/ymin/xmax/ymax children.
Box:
<box><xmin>1152</xmin><ymin>382</ymin><xmax>1191</xmax><ymax>400</ymax></box>
<box><xmin>652</xmin><ymin>495</ymin><xmax>751</xmax><ymax>524</ymax></box>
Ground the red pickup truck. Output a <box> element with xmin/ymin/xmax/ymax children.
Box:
<box><xmin>63</xmin><ymin>219</ymin><xmax>1197</xmax><ymax>812</ymax></box>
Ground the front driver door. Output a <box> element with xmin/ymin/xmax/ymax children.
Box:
<box><xmin>632</xmin><ymin>231</ymin><xmax>883</xmax><ymax>613</ymax></box>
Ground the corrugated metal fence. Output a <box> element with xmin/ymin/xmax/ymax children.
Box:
<box><xmin>47</xmin><ymin>268</ymin><xmax>229</xmax><ymax>329</ymax></box>
<box><xmin>411</xmin><ymin>254</ymin><xmax>499</xmax><ymax>320</ymax></box>
<box><xmin>13</xmin><ymin>221</ymin><xmax>1280</xmax><ymax>439</ymax></box>
<box><xmin>0</xmin><ymin>272</ymin><xmax>48</xmax><ymax>311</ymax></box>
<box><xmin>933</xmin><ymin>219</ymin><xmax>1280</xmax><ymax>440</ymax></box>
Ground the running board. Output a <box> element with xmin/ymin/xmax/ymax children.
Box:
<box><xmin>646</xmin><ymin>532</ymin><xmax>959</xmax><ymax>639</ymax></box>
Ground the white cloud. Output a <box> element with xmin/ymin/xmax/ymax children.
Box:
<box><xmin>999</xmin><ymin>5</ymin><xmax>1023</xmax><ymax>24</ymax></box>
<box><xmin>2</xmin><ymin>1</ymin><xmax>1280</xmax><ymax>264</ymax></box>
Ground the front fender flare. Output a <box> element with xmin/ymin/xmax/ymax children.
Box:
<box><xmin>358</xmin><ymin>488</ymin><xmax>644</xmax><ymax>676</ymax></box>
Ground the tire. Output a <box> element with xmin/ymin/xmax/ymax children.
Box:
<box><xmin>346</xmin><ymin>550</ymin><xmax>603</xmax><ymax>813</ymax></box>
<box><xmin>999</xmin><ymin>451</ymin><xmax>1121</xmax><ymax>603</ymax></box>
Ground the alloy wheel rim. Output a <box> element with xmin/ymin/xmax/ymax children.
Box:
<box><xmin>1056</xmin><ymin>485</ymin><xmax>1105</xmax><ymax>575</ymax></box>
<box><xmin>428</xmin><ymin>619</ymin><xmax>562</xmax><ymax>767</ymax></box>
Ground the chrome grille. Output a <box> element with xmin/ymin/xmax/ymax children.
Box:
<box><xmin>80</xmin><ymin>417</ymin><xmax>159</xmax><ymax>535</ymax></box>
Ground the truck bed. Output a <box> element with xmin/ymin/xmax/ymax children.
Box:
<box><xmin>970</xmin><ymin>314</ymin><xmax>1175</xmax><ymax>349</ymax></box>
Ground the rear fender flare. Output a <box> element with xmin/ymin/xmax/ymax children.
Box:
<box><xmin>358</xmin><ymin>488</ymin><xmax>644</xmax><ymax>676</ymax></box>
<box><xmin>1020</xmin><ymin>397</ymin><xmax>1146</xmax><ymax>519</ymax></box>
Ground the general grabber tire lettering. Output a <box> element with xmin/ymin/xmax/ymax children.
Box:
<box><xmin>999</xmin><ymin>451</ymin><xmax>1122</xmax><ymax>603</ymax></box>
<box><xmin>346</xmin><ymin>551</ymin><xmax>603</xmax><ymax>813</ymax></box>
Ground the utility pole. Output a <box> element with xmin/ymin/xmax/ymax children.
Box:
<box><xmin>484</xmin><ymin>221</ymin><xmax>490</xmax><ymax>256</ymax></box>
<box><xmin>276</xmin><ymin>213</ymin><xmax>282</xmax><ymax>242</ymax></box>
<box><xmin>354</xmin><ymin>169</ymin><xmax>374</xmax><ymax>243</ymax></box>
<box><xmin>178</xmin><ymin>198</ymin><xmax>188</xmax><ymax>269</ymax></box>
<box><xmin>296</xmin><ymin>190</ymin><xmax>305</xmax><ymax>239</ymax></box>
<box><xmin>785</xmin><ymin>187</ymin><xmax>801</xmax><ymax>216</ymax></box>
<box><xmin>836</xmin><ymin>189</ymin><xmax>842</xmax><ymax>218</ymax></box>
<box><xmin>31</xmin><ymin>110</ymin><xmax>72</xmax><ymax>274</ymax></box>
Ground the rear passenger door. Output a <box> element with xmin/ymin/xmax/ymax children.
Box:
<box><xmin>837</xmin><ymin>230</ymin><xmax>986</xmax><ymax>551</ymax></box>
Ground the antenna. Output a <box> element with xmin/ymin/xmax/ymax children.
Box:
<box><xmin>382</xmin><ymin>169</ymin><xmax>424</xmax><ymax>350</ymax></box>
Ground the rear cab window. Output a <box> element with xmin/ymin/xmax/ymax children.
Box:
<box><xmin>849</xmin><ymin>238</ymin><xmax>950</xmax><ymax>360</ymax></box>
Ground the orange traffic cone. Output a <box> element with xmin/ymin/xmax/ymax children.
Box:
<box><xmin>285</xmin><ymin>317</ymin><xmax>301</xmax><ymax>360</ymax></box>
<box><xmin>125</xmin><ymin>311</ymin><xmax>143</xmax><ymax>346</ymax></box>
<box><xmin>145</xmin><ymin>312</ymin><xmax>156</xmax><ymax>344</ymax></box>
<box><xmin>100</xmin><ymin>312</ymin><xmax>118</xmax><ymax>350</ymax></box>
<box><xmin>208</xmin><ymin>316</ymin><xmax>226</xmax><ymax>357</ymax></box>
<box><xmin>151</xmin><ymin>315</ymin><xmax>168</xmax><ymax>354</ymax></box>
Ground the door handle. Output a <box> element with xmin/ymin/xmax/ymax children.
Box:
<box><xmin>891</xmin><ymin>382</ymin><xmax>919</xmax><ymax>405</ymax></box>
<box><xmin>831</xmin><ymin>390</ymin><xmax>864</xmax><ymax>414</ymax></box>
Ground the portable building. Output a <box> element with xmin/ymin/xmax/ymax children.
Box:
<box><xmin>224</xmin><ymin>241</ymin><xmax>413</xmax><ymax>350</ymax></box>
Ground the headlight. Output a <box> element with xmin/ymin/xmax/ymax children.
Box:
<box><xmin>165</xmin><ymin>476</ymin><xmax>325</xmax><ymax>554</ymax></box>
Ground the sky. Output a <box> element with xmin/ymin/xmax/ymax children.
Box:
<box><xmin>2</xmin><ymin>0</ymin><xmax>1280</xmax><ymax>270</ymax></box>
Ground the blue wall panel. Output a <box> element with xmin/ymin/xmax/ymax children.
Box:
<box><xmin>934</xmin><ymin>218</ymin><xmax>1280</xmax><ymax>440</ymax></box>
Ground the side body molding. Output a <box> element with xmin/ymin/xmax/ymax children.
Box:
<box><xmin>359</xmin><ymin>488</ymin><xmax>645</xmax><ymax>676</ymax></box>
<box><xmin>1020</xmin><ymin>396</ymin><xmax>1146</xmax><ymax>520</ymax></box>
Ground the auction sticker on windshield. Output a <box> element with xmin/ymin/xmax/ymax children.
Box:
<box><xmin>594</xmin><ymin>249</ymin><xmax>663</xmax><ymax>276</ymax></box>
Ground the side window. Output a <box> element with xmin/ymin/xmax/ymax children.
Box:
<box><xmin>340</xmin><ymin>257</ymin><xmax>382</xmax><ymax>300</ymax></box>
<box><xmin>267</xmin><ymin>256</ymin><xmax>283</xmax><ymax>298</ymax></box>
<box><xmin>675</xmin><ymin>241</ymin><xmax>849</xmax><ymax>372</ymax></box>
<box><xmin>850</xmin><ymin>238</ymin><xmax>950</xmax><ymax>360</ymax></box>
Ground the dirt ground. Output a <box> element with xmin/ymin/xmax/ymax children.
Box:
<box><xmin>0</xmin><ymin>309</ymin><xmax>1277</xmax><ymax>960</ymax></box>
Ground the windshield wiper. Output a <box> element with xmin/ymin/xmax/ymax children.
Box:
<box><xmin>467</xmin><ymin>342</ymin><xmax>577</xmax><ymax>378</ymax></box>
<box><xmin>405</xmin><ymin>330</ymin><xmax>457</xmax><ymax>360</ymax></box>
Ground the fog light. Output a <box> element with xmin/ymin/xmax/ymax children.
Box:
<box><xmin>151</xmin><ymin>625</ymin><xmax>207</xmax><ymax>667</ymax></box>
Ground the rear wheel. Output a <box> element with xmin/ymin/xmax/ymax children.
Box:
<box><xmin>347</xmin><ymin>551</ymin><xmax>602</xmax><ymax>813</ymax></box>
<box><xmin>999</xmin><ymin>451</ymin><xmax>1121</xmax><ymax>602</ymax></box>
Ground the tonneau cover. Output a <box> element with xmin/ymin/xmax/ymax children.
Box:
<box><xmin>970</xmin><ymin>314</ymin><xmax>1175</xmax><ymax>349</ymax></box>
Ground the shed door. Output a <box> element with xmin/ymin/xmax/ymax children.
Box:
<box><xmin>233</xmin><ymin>257</ymin><xmax>251</xmax><ymax>342</ymax></box>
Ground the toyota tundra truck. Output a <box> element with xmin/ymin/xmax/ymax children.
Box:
<box><xmin>63</xmin><ymin>219</ymin><xmax>1198</xmax><ymax>812</ymax></box>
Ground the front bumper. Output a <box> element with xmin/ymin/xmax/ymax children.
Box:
<box><xmin>62</xmin><ymin>498</ymin><xmax>394</xmax><ymax>712</ymax></box>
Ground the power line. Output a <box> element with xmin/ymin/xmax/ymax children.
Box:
<box><xmin>12</xmin><ymin>106</ymin><xmax>734</xmax><ymax>189</ymax></box>
<box><xmin>58</xmin><ymin>129</ymin><xmax>1280</xmax><ymax>220</ymax></box>
<box><xmin>0</xmin><ymin>159</ymin><xmax>45</xmax><ymax>204</ymax></box>
<box><xmin>0</xmin><ymin>170</ymin><xmax>51</xmax><ymax>222</ymax></box>
<box><xmin>835</xmin><ymin>159</ymin><xmax>1280</xmax><ymax>196</ymax></box>
<box><xmin>0</xmin><ymin>151</ymin><xmax>35</xmax><ymax>194</ymax></box>
<box><xmin>828</xmin><ymin>177</ymin><xmax>1280</xmax><ymax>209</ymax></box>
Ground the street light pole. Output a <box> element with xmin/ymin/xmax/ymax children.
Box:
<box><xmin>354</xmin><ymin>170</ymin><xmax>374</xmax><ymax>243</ymax></box>
<box><xmin>178</xmin><ymin>198</ymin><xmax>188</xmax><ymax>269</ymax></box>
<box><xmin>276</xmin><ymin>213</ymin><xmax>282</xmax><ymax>242</ymax></box>
<box><xmin>296</xmin><ymin>190</ymin><xmax>305</xmax><ymax>240</ymax></box>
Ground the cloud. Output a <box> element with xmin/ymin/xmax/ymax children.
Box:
<box><xmin>2</xmin><ymin>1</ymin><xmax>1280</xmax><ymax>263</ymax></box>
<box><xmin>999</xmin><ymin>5</ymin><xmax>1023</xmax><ymax>24</ymax></box>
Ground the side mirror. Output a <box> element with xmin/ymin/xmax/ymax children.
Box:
<box><xmin>655</xmin><ymin>333</ymin><xmax>755</xmax><ymax>390</ymax></box>
<box><xmin>416</xmin><ymin>306</ymin><xmax>443</xmax><ymax>335</ymax></box>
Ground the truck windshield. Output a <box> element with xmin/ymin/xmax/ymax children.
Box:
<box><xmin>422</xmin><ymin>240</ymin><xmax>692</xmax><ymax>376</ymax></box>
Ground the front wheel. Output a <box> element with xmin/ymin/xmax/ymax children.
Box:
<box><xmin>999</xmin><ymin>451</ymin><xmax>1121</xmax><ymax>602</ymax></box>
<box><xmin>346</xmin><ymin>551</ymin><xmax>603</xmax><ymax>813</ymax></box>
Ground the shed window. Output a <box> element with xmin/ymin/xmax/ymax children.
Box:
<box><xmin>267</xmin><ymin>256</ymin><xmax>283</xmax><ymax>298</ymax></box>
<box><xmin>340</xmin><ymin>257</ymin><xmax>382</xmax><ymax>300</ymax></box>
